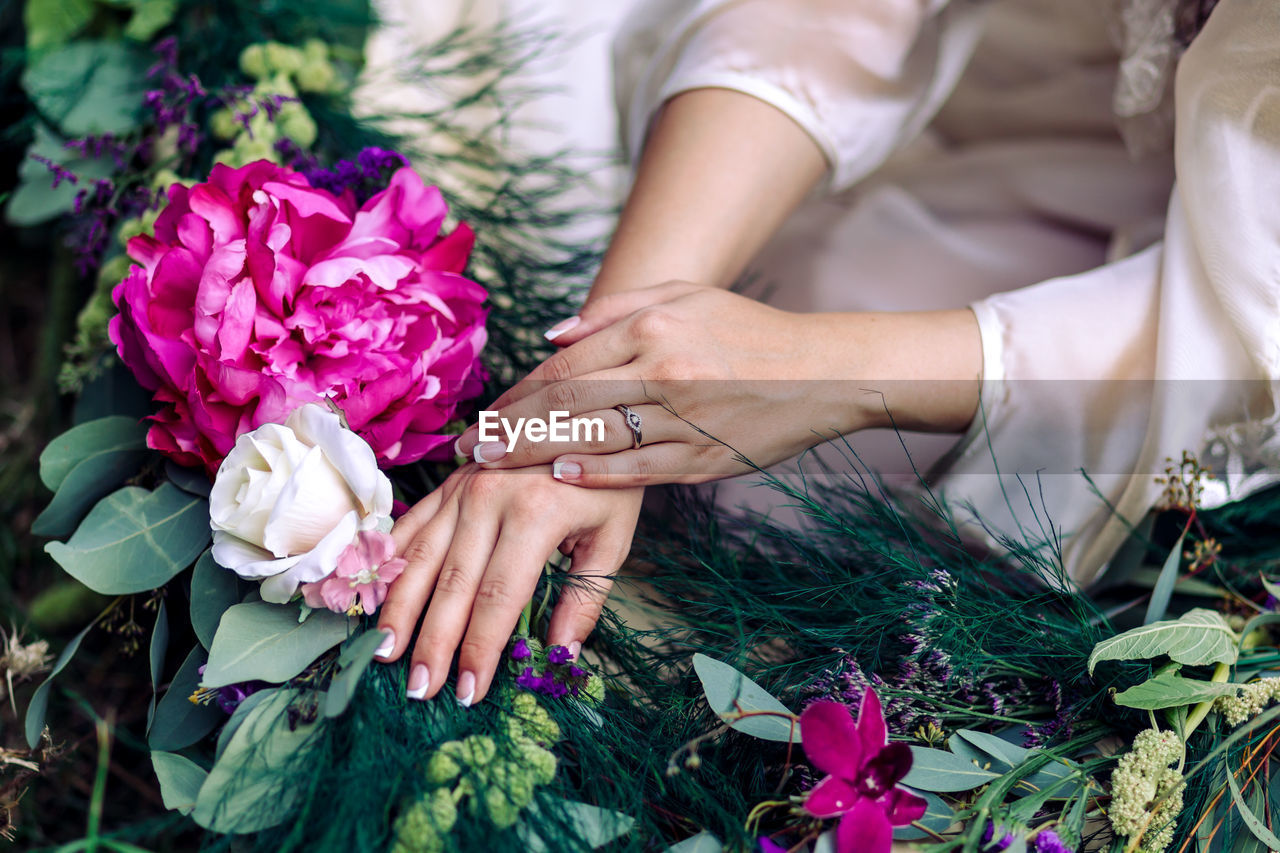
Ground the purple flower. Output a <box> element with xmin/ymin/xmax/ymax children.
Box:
<box><xmin>758</xmin><ymin>838</ymin><xmax>787</xmax><ymax>853</ymax></box>
<box><xmin>981</xmin><ymin>821</ymin><xmax>1015</xmax><ymax>852</ymax></box>
<box><xmin>801</xmin><ymin>691</ymin><xmax>927</xmax><ymax>853</ymax></box>
<box><xmin>547</xmin><ymin>645</ymin><xmax>573</xmax><ymax>665</ymax></box>
<box><xmin>516</xmin><ymin>666</ymin><xmax>542</xmax><ymax>691</ymax></box>
<box><xmin>511</xmin><ymin>638</ymin><xmax>532</xmax><ymax>661</ymax></box>
<box><xmin>1034</xmin><ymin>830</ymin><xmax>1072</xmax><ymax>853</ymax></box>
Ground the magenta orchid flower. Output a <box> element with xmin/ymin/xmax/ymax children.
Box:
<box><xmin>800</xmin><ymin>690</ymin><xmax>927</xmax><ymax>853</ymax></box>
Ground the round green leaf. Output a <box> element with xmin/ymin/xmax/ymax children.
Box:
<box><xmin>323</xmin><ymin>629</ymin><xmax>384</xmax><ymax>718</ymax></box>
<box><xmin>901</xmin><ymin>746</ymin><xmax>1000</xmax><ymax>792</ymax></box>
<box><xmin>45</xmin><ymin>484</ymin><xmax>210</xmax><ymax>595</ymax></box>
<box><xmin>151</xmin><ymin>751</ymin><xmax>207</xmax><ymax>815</ymax></box>
<box><xmin>39</xmin><ymin>415</ymin><xmax>148</xmax><ymax>492</ymax></box>
<box><xmin>691</xmin><ymin>653</ymin><xmax>798</xmax><ymax>743</ymax></box>
<box><xmin>21</xmin><ymin>40</ymin><xmax>149</xmax><ymax>136</ymax></box>
<box><xmin>202</xmin><ymin>601</ymin><xmax>351</xmax><ymax>688</ymax></box>
<box><xmin>190</xmin><ymin>550</ymin><xmax>240</xmax><ymax>650</ymax></box>
<box><xmin>149</xmin><ymin>645</ymin><xmax>222</xmax><ymax>752</ymax></box>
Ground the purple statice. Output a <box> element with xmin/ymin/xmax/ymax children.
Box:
<box><xmin>1033</xmin><ymin>830</ymin><xmax>1073</xmax><ymax>853</ymax></box>
<box><xmin>510</xmin><ymin>638</ymin><xmax>532</xmax><ymax>661</ymax></box>
<box><xmin>981</xmin><ymin>821</ymin><xmax>1015</xmax><ymax>852</ymax></box>
<box><xmin>546</xmin><ymin>644</ymin><xmax>573</xmax><ymax>665</ymax></box>
<box><xmin>295</xmin><ymin>146</ymin><xmax>410</xmax><ymax>204</ymax></box>
<box><xmin>514</xmin><ymin>644</ymin><xmax>591</xmax><ymax>699</ymax></box>
<box><xmin>30</xmin><ymin>155</ymin><xmax>77</xmax><ymax>188</ymax></box>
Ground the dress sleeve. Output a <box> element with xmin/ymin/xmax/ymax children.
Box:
<box><xmin>955</xmin><ymin>0</ymin><xmax>1280</xmax><ymax>584</ymax></box>
<box><xmin>612</xmin><ymin>0</ymin><xmax>987</xmax><ymax>192</ymax></box>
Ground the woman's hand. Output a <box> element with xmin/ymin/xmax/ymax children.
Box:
<box><xmin>373</xmin><ymin>464</ymin><xmax>642</xmax><ymax>706</ymax></box>
<box><xmin>455</xmin><ymin>282</ymin><xmax>984</xmax><ymax>487</ymax></box>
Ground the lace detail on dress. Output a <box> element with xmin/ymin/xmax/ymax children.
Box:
<box><xmin>1200</xmin><ymin>401</ymin><xmax>1280</xmax><ymax>509</ymax></box>
<box><xmin>1108</xmin><ymin>0</ymin><xmax>1219</xmax><ymax>158</ymax></box>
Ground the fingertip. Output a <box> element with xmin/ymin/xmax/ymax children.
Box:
<box><xmin>374</xmin><ymin>627</ymin><xmax>396</xmax><ymax>661</ymax></box>
<box><xmin>543</xmin><ymin>315</ymin><xmax>581</xmax><ymax>342</ymax></box>
<box><xmin>551</xmin><ymin>458</ymin><xmax>582</xmax><ymax>482</ymax></box>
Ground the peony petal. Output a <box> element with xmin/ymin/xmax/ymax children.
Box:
<box><xmin>804</xmin><ymin>776</ymin><xmax>860</xmax><ymax>818</ymax></box>
<box><xmin>883</xmin><ymin>788</ymin><xmax>928</xmax><ymax>827</ymax></box>
<box><xmin>856</xmin><ymin>688</ymin><xmax>889</xmax><ymax>753</ymax></box>
<box><xmin>261</xmin><ymin>180</ymin><xmax>352</xmax><ymax>223</ymax></box>
<box><xmin>800</xmin><ymin>700</ymin><xmax>863</xmax><ymax>780</ymax></box>
<box><xmin>835</xmin><ymin>799</ymin><xmax>894</xmax><ymax>853</ymax></box>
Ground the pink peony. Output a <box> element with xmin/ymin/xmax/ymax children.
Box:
<box><xmin>300</xmin><ymin>529</ymin><xmax>406</xmax><ymax>615</ymax></box>
<box><xmin>109</xmin><ymin>159</ymin><xmax>487</xmax><ymax>477</ymax></box>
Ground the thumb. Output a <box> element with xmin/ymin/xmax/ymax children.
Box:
<box><xmin>546</xmin><ymin>538</ymin><xmax>626</xmax><ymax>652</ymax></box>
<box><xmin>542</xmin><ymin>280</ymin><xmax>700</xmax><ymax>347</ymax></box>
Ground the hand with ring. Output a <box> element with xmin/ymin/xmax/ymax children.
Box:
<box><xmin>453</xmin><ymin>281</ymin><xmax>962</xmax><ymax>487</ymax></box>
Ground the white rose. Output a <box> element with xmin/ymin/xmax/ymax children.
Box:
<box><xmin>209</xmin><ymin>404</ymin><xmax>394</xmax><ymax>602</ymax></box>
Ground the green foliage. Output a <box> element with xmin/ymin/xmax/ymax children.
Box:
<box><xmin>692</xmin><ymin>653</ymin><xmax>798</xmax><ymax>743</ymax></box>
<box><xmin>38</xmin><ymin>415</ymin><xmax>148</xmax><ymax>492</ymax></box>
<box><xmin>6</xmin><ymin>121</ymin><xmax>115</xmax><ymax>226</ymax></box>
<box><xmin>151</xmin><ymin>751</ymin><xmax>206</xmax><ymax>815</ymax></box>
<box><xmin>192</xmin><ymin>688</ymin><xmax>320</xmax><ymax>833</ymax></box>
<box><xmin>903</xmin><ymin>746</ymin><xmax>1000</xmax><ymax>792</ymax></box>
<box><xmin>24</xmin><ymin>616</ymin><xmax>96</xmax><ymax>747</ymax></box>
<box><xmin>1088</xmin><ymin>609</ymin><xmax>1239</xmax><ymax>674</ymax></box>
<box><xmin>45</xmin><ymin>483</ymin><xmax>210</xmax><ymax>594</ymax></box>
<box><xmin>201</xmin><ymin>600</ymin><xmax>351</xmax><ymax>687</ymax></box>
<box><xmin>21</xmin><ymin>40</ymin><xmax>149</xmax><ymax>136</ymax></box>
<box><xmin>1112</xmin><ymin>668</ymin><xmax>1240</xmax><ymax>710</ymax></box>
<box><xmin>149</xmin><ymin>644</ymin><xmax>222</xmax><ymax>751</ymax></box>
<box><xmin>189</xmin><ymin>548</ymin><xmax>239</xmax><ymax>649</ymax></box>
<box><xmin>322</xmin><ymin>627</ymin><xmax>383</xmax><ymax>718</ymax></box>
<box><xmin>24</xmin><ymin>0</ymin><xmax>95</xmax><ymax>52</ymax></box>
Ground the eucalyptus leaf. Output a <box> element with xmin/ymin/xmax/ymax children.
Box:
<box><xmin>1261</xmin><ymin>576</ymin><xmax>1280</xmax><ymax>602</ymax></box>
<box><xmin>25</xmin><ymin>0</ymin><xmax>96</xmax><ymax>52</ymax></box>
<box><xmin>1144</xmin><ymin>530</ymin><xmax>1187</xmax><ymax>625</ymax></box>
<box><xmin>947</xmin><ymin>733</ymin><xmax>1002</xmax><ymax>772</ymax></box>
<box><xmin>45</xmin><ymin>484</ymin><xmax>210</xmax><ymax>595</ymax></box>
<box><xmin>193</xmin><ymin>689</ymin><xmax>317</xmax><ymax>833</ymax></box>
<box><xmin>149</xmin><ymin>646</ymin><xmax>222</xmax><ymax>752</ymax></box>
<box><xmin>166</xmin><ymin>460</ymin><xmax>212</xmax><ymax>498</ymax></box>
<box><xmin>1088</xmin><ymin>608</ymin><xmax>1238</xmax><ymax>675</ymax></box>
<box><xmin>893</xmin><ymin>788</ymin><xmax>954</xmax><ymax>840</ymax></box>
<box><xmin>323</xmin><ymin>629</ymin><xmax>384</xmax><ymax>718</ymax></box>
<box><xmin>31</xmin><ymin>444</ymin><xmax>151</xmax><ymax>538</ymax></box>
<box><xmin>203</xmin><ymin>601</ymin><xmax>351</xmax><ymax>688</ymax></box>
<box><xmin>151</xmin><ymin>751</ymin><xmax>207</xmax><ymax>815</ymax></box>
<box><xmin>190</xmin><ymin>550</ymin><xmax>240</xmax><ymax>650</ymax></box>
<box><xmin>39</xmin><ymin>416</ymin><xmax>147</xmax><ymax>492</ymax></box>
<box><xmin>519</xmin><ymin>797</ymin><xmax>636</xmax><ymax>852</ymax></box>
<box><xmin>123</xmin><ymin>0</ymin><xmax>175</xmax><ymax>40</ymax></box>
<box><xmin>21</xmin><ymin>40</ymin><xmax>149</xmax><ymax>136</ymax></box>
<box><xmin>691</xmin><ymin>654</ymin><xmax>798</xmax><ymax>743</ymax></box>
<box><xmin>6</xmin><ymin>123</ymin><xmax>114</xmax><ymax>226</ymax></box>
<box><xmin>216</xmin><ymin>689</ymin><xmax>276</xmax><ymax>760</ymax></box>
<box><xmin>665</xmin><ymin>831</ymin><xmax>723</xmax><ymax>853</ymax></box>
<box><xmin>901</xmin><ymin>746</ymin><xmax>1000</xmax><ymax>792</ymax></box>
<box><xmin>147</xmin><ymin>599</ymin><xmax>169</xmax><ymax>731</ymax></box>
<box><xmin>24</xmin><ymin>618</ymin><xmax>95</xmax><ymax>748</ymax></box>
<box><xmin>1113</xmin><ymin>670</ymin><xmax>1241</xmax><ymax>710</ymax></box>
<box><xmin>954</xmin><ymin>730</ymin><xmax>1028</xmax><ymax>769</ymax></box>
<box><xmin>1223</xmin><ymin>751</ymin><xmax>1280</xmax><ymax>850</ymax></box>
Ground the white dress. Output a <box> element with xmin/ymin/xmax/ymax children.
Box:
<box><xmin>612</xmin><ymin>0</ymin><xmax>1280</xmax><ymax>585</ymax></box>
<box><xmin>362</xmin><ymin>0</ymin><xmax>1280</xmax><ymax>586</ymax></box>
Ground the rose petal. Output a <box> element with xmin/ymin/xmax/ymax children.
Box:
<box><xmin>261</xmin><ymin>446</ymin><xmax>359</xmax><ymax>557</ymax></box>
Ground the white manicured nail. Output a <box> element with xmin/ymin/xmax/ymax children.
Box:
<box><xmin>456</xmin><ymin>671</ymin><xmax>476</xmax><ymax>707</ymax></box>
<box><xmin>568</xmin><ymin>641</ymin><xmax>582</xmax><ymax>660</ymax></box>
<box><xmin>375</xmin><ymin>629</ymin><xmax>395</xmax><ymax>659</ymax></box>
<box><xmin>544</xmin><ymin>316</ymin><xmax>581</xmax><ymax>341</ymax></box>
<box><xmin>552</xmin><ymin>460</ymin><xmax>581</xmax><ymax>481</ymax></box>
<box><xmin>473</xmin><ymin>442</ymin><xmax>506</xmax><ymax>464</ymax></box>
<box><xmin>407</xmin><ymin>663</ymin><xmax>429</xmax><ymax>700</ymax></box>
<box><xmin>453</xmin><ymin>436</ymin><xmax>464</xmax><ymax>457</ymax></box>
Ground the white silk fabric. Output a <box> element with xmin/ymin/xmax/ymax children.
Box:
<box><xmin>614</xmin><ymin>0</ymin><xmax>1280</xmax><ymax>585</ymax></box>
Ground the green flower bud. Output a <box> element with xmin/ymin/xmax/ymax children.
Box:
<box><xmin>518</xmin><ymin>741</ymin><xmax>557</xmax><ymax>786</ymax></box>
<box><xmin>582</xmin><ymin>675</ymin><xmax>605</xmax><ymax>705</ymax></box>
<box><xmin>263</xmin><ymin>41</ymin><xmax>305</xmax><ymax>75</ymax></box>
<box><xmin>277</xmin><ymin>103</ymin><xmax>317</xmax><ymax>148</ymax></box>
<box><xmin>461</xmin><ymin>734</ymin><xmax>497</xmax><ymax>767</ymax></box>
<box><xmin>149</xmin><ymin>169</ymin><xmax>188</xmax><ymax>193</ymax></box>
<box><xmin>295</xmin><ymin>60</ymin><xmax>337</xmax><ymax>93</ymax></box>
<box><xmin>425</xmin><ymin>749</ymin><xmax>463</xmax><ymax>785</ymax></box>
<box><xmin>509</xmin><ymin>692</ymin><xmax>560</xmax><ymax>744</ymax></box>
<box><xmin>239</xmin><ymin>44</ymin><xmax>269</xmax><ymax>79</ymax></box>
<box><xmin>482</xmin><ymin>786</ymin><xmax>520</xmax><ymax>829</ymax></box>
<box><xmin>210</xmin><ymin>107</ymin><xmax>241</xmax><ymax>141</ymax></box>
<box><xmin>303</xmin><ymin>38</ymin><xmax>329</xmax><ymax>63</ymax></box>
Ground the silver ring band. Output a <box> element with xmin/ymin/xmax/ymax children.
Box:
<box><xmin>614</xmin><ymin>404</ymin><xmax>643</xmax><ymax>449</ymax></box>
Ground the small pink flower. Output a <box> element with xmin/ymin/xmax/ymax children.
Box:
<box><xmin>300</xmin><ymin>530</ymin><xmax>406</xmax><ymax>615</ymax></box>
<box><xmin>800</xmin><ymin>690</ymin><xmax>927</xmax><ymax>853</ymax></box>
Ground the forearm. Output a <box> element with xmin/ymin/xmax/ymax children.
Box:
<box><xmin>802</xmin><ymin>308</ymin><xmax>984</xmax><ymax>435</ymax></box>
<box><xmin>590</xmin><ymin>88</ymin><xmax>827</xmax><ymax>301</ymax></box>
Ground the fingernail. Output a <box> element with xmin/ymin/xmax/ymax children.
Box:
<box><xmin>473</xmin><ymin>442</ymin><xmax>507</xmax><ymax>464</ymax></box>
<box><xmin>375</xmin><ymin>629</ymin><xmax>396</xmax><ymax>659</ymax></box>
<box><xmin>544</xmin><ymin>316</ymin><xmax>581</xmax><ymax>341</ymax></box>
<box><xmin>453</xmin><ymin>436</ymin><xmax>465</xmax><ymax>457</ymax></box>
<box><xmin>456</xmin><ymin>671</ymin><xmax>476</xmax><ymax>707</ymax></box>
<box><xmin>568</xmin><ymin>641</ymin><xmax>582</xmax><ymax>659</ymax></box>
<box><xmin>407</xmin><ymin>663</ymin><xmax>429</xmax><ymax>700</ymax></box>
<box><xmin>552</xmin><ymin>460</ymin><xmax>581</xmax><ymax>481</ymax></box>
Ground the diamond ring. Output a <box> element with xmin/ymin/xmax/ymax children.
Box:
<box><xmin>614</xmin><ymin>404</ymin><xmax>643</xmax><ymax>449</ymax></box>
